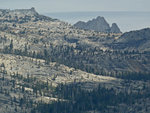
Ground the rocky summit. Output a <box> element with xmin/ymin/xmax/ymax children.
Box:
<box><xmin>0</xmin><ymin>7</ymin><xmax>56</xmax><ymax>23</ymax></box>
<box><xmin>74</xmin><ymin>16</ymin><xmax>122</xmax><ymax>33</ymax></box>
<box><xmin>110</xmin><ymin>23</ymin><xmax>121</xmax><ymax>33</ymax></box>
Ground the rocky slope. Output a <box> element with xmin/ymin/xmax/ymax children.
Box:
<box><xmin>110</xmin><ymin>23</ymin><xmax>121</xmax><ymax>33</ymax></box>
<box><xmin>74</xmin><ymin>16</ymin><xmax>121</xmax><ymax>33</ymax></box>
<box><xmin>0</xmin><ymin>8</ymin><xmax>150</xmax><ymax>113</ymax></box>
<box><xmin>1</xmin><ymin>8</ymin><xmax>150</xmax><ymax>74</ymax></box>
<box><xmin>0</xmin><ymin>53</ymin><xmax>150</xmax><ymax>113</ymax></box>
<box><xmin>112</xmin><ymin>28</ymin><xmax>150</xmax><ymax>51</ymax></box>
<box><xmin>0</xmin><ymin>8</ymin><xmax>150</xmax><ymax>74</ymax></box>
<box><xmin>0</xmin><ymin>7</ymin><xmax>56</xmax><ymax>23</ymax></box>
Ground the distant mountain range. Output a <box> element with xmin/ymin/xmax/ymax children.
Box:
<box><xmin>74</xmin><ymin>16</ymin><xmax>121</xmax><ymax>33</ymax></box>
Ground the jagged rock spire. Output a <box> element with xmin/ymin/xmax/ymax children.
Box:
<box><xmin>74</xmin><ymin>16</ymin><xmax>121</xmax><ymax>33</ymax></box>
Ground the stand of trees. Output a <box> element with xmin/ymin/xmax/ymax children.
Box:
<box><xmin>31</xmin><ymin>83</ymin><xmax>150</xmax><ymax>113</ymax></box>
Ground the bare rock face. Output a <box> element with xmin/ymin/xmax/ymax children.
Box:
<box><xmin>86</xmin><ymin>16</ymin><xmax>111</xmax><ymax>32</ymax></box>
<box><xmin>110</xmin><ymin>23</ymin><xmax>121</xmax><ymax>33</ymax></box>
<box><xmin>74</xmin><ymin>16</ymin><xmax>121</xmax><ymax>33</ymax></box>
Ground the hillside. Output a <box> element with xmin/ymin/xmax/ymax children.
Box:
<box><xmin>112</xmin><ymin>28</ymin><xmax>150</xmax><ymax>51</ymax></box>
<box><xmin>1</xmin><ymin>8</ymin><xmax>150</xmax><ymax>77</ymax></box>
<box><xmin>0</xmin><ymin>8</ymin><xmax>150</xmax><ymax>113</ymax></box>
<box><xmin>0</xmin><ymin>53</ymin><xmax>150</xmax><ymax>113</ymax></box>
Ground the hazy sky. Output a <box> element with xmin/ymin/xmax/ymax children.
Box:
<box><xmin>0</xmin><ymin>0</ymin><xmax>150</xmax><ymax>13</ymax></box>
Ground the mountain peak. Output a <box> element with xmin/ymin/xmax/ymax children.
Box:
<box><xmin>74</xmin><ymin>16</ymin><xmax>121</xmax><ymax>33</ymax></box>
<box><xmin>0</xmin><ymin>7</ymin><xmax>38</xmax><ymax>16</ymax></box>
<box><xmin>31</xmin><ymin>7</ymin><xmax>36</xmax><ymax>11</ymax></box>
<box><xmin>110</xmin><ymin>23</ymin><xmax>121</xmax><ymax>33</ymax></box>
<box><xmin>12</xmin><ymin>7</ymin><xmax>38</xmax><ymax>15</ymax></box>
<box><xmin>0</xmin><ymin>7</ymin><xmax>56</xmax><ymax>23</ymax></box>
<box><xmin>96</xmin><ymin>16</ymin><xmax>105</xmax><ymax>20</ymax></box>
<box><xmin>95</xmin><ymin>16</ymin><xmax>108</xmax><ymax>24</ymax></box>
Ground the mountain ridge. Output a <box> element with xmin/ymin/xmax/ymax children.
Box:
<box><xmin>111</xmin><ymin>28</ymin><xmax>150</xmax><ymax>51</ymax></box>
<box><xmin>0</xmin><ymin>7</ymin><xmax>57</xmax><ymax>23</ymax></box>
<box><xmin>74</xmin><ymin>16</ymin><xmax>121</xmax><ymax>33</ymax></box>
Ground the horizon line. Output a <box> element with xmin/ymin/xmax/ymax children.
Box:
<box><xmin>43</xmin><ymin>10</ymin><xmax>150</xmax><ymax>14</ymax></box>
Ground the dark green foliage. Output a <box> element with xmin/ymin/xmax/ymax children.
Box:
<box><xmin>115</xmin><ymin>71</ymin><xmax>150</xmax><ymax>80</ymax></box>
<box><xmin>32</xmin><ymin>83</ymin><xmax>149</xmax><ymax>113</ymax></box>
